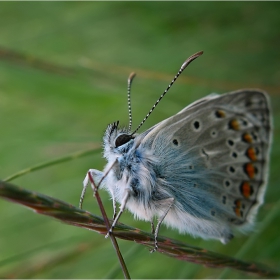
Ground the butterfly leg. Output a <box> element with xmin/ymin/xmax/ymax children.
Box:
<box><xmin>150</xmin><ymin>197</ymin><xmax>174</xmax><ymax>253</ymax></box>
<box><xmin>79</xmin><ymin>174</ymin><xmax>89</xmax><ymax>209</ymax></box>
<box><xmin>105</xmin><ymin>190</ymin><xmax>130</xmax><ymax>238</ymax></box>
<box><xmin>80</xmin><ymin>169</ymin><xmax>104</xmax><ymax>208</ymax></box>
<box><xmin>150</xmin><ymin>220</ymin><xmax>155</xmax><ymax>234</ymax></box>
<box><xmin>112</xmin><ymin>193</ymin><xmax>117</xmax><ymax>220</ymax></box>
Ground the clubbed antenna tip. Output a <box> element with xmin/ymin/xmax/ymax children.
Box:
<box><xmin>181</xmin><ymin>51</ymin><xmax>203</xmax><ymax>71</ymax></box>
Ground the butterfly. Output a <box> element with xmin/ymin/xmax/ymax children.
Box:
<box><xmin>81</xmin><ymin>51</ymin><xmax>272</xmax><ymax>252</ymax></box>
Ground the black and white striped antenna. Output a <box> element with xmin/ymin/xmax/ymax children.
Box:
<box><xmin>130</xmin><ymin>50</ymin><xmax>203</xmax><ymax>136</ymax></box>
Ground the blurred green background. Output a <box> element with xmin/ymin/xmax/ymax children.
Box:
<box><xmin>0</xmin><ymin>2</ymin><xmax>279</xmax><ymax>278</ymax></box>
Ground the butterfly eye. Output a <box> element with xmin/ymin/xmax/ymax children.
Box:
<box><xmin>115</xmin><ymin>134</ymin><xmax>133</xmax><ymax>148</ymax></box>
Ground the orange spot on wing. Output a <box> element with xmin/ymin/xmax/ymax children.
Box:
<box><xmin>240</xmin><ymin>182</ymin><xmax>252</xmax><ymax>199</ymax></box>
<box><xmin>244</xmin><ymin>163</ymin><xmax>255</xmax><ymax>179</ymax></box>
<box><xmin>243</xmin><ymin>133</ymin><xmax>253</xmax><ymax>143</ymax></box>
<box><xmin>234</xmin><ymin>200</ymin><xmax>243</xmax><ymax>217</ymax></box>
<box><xmin>247</xmin><ymin>147</ymin><xmax>258</xmax><ymax>161</ymax></box>
<box><xmin>215</xmin><ymin>110</ymin><xmax>226</xmax><ymax>118</ymax></box>
<box><xmin>229</xmin><ymin>119</ymin><xmax>240</xmax><ymax>130</ymax></box>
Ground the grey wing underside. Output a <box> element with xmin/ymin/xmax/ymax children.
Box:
<box><xmin>139</xmin><ymin>89</ymin><xmax>272</xmax><ymax>230</ymax></box>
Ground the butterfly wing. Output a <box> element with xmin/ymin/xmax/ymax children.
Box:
<box><xmin>140</xmin><ymin>89</ymin><xmax>272</xmax><ymax>242</ymax></box>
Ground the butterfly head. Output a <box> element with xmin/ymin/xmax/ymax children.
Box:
<box><xmin>103</xmin><ymin>121</ymin><xmax>135</xmax><ymax>160</ymax></box>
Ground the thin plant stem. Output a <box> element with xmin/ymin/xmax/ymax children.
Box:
<box><xmin>4</xmin><ymin>147</ymin><xmax>101</xmax><ymax>182</ymax></box>
<box><xmin>87</xmin><ymin>172</ymin><xmax>131</xmax><ymax>279</ymax></box>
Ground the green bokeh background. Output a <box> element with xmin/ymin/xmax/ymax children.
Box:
<box><xmin>0</xmin><ymin>2</ymin><xmax>279</xmax><ymax>278</ymax></box>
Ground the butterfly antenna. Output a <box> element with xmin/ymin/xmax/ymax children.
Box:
<box><xmin>127</xmin><ymin>72</ymin><xmax>136</xmax><ymax>132</ymax></box>
<box><xmin>131</xmin><ymin>50</ymin><xmax>203</xmax><ymax>135</ymax></box>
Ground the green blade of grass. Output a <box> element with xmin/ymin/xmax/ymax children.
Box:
<box><xmin>3</xmin><ymin>147</ymin><xmax>102</xmax><ymax>182</ymax></box>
